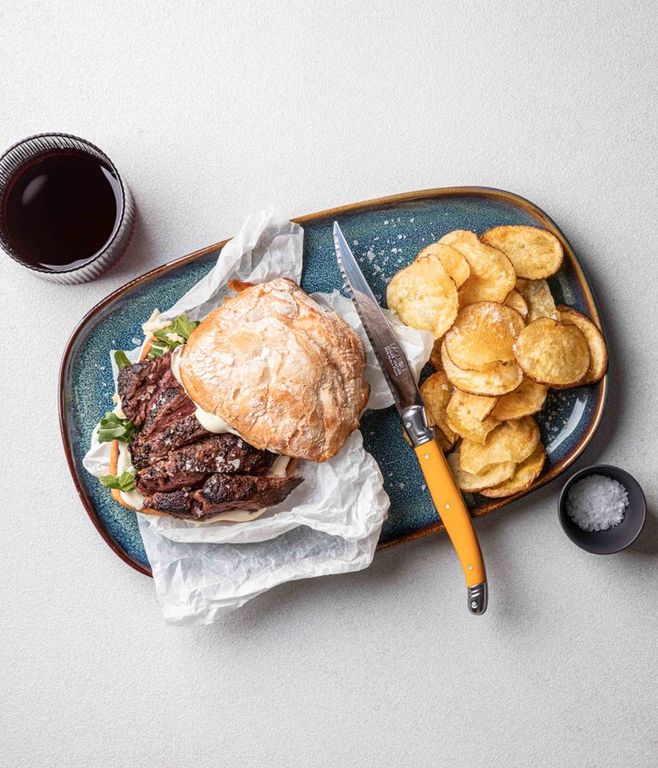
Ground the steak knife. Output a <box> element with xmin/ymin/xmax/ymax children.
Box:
<box><xmin>333</xmin><ymin>222</ymin><xmax>487</xmax><ymax>614</ymax></box>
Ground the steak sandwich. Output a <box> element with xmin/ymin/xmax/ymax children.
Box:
<box><xmin>94</xmin><ymin>278</ymin><xmax>370</xmax><ymax>523</ymax></box>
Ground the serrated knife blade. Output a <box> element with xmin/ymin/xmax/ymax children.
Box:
<box><xmin>333</xmin><ymin>221</ymin><xmax>422</xmax><ymax>414</ymax></box>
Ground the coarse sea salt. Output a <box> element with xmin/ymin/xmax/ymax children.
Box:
<box><xmin>566</xmin><ymin>474</ymin><xmax>629</xmax><ymax>532</ymax></box>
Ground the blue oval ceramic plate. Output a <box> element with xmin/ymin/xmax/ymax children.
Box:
<box><xmin>60</xmin><ymin>188</ymin><xmax>608</xmax><ymax>576</ymax></box>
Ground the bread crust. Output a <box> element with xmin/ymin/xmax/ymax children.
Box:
<box><xmin>180</xmin><ymin>279</ymin><xmax>369</xmax><ymax>462</ymax></box>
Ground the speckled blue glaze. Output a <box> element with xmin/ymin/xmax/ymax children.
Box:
<box><xmin>61</xmin><ymin>191</ymin><xmax>605</xmax><ymax>573</ymax></box>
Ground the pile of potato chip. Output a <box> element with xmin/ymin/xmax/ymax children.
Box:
<box><xmin>387</xmin><ymin>225</ymin><xmax>608</xmax><ymax>497</ymax></box>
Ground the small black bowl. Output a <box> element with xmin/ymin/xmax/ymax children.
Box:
<box><xmin>558</xmin><ymin>465</ymin><xmax>646</xmax><ymax>554</ymax></box>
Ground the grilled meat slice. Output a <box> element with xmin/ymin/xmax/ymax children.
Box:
<box><xmin>139</xmin><ymin>374</ymin><xmax>195</xmax><ymax>438</ymax></box>
<box><xmin>117</xmin><ymin>352</ymin><xmax>172</xmax><ymax>427</ymax></box>
<box><xmin>137</xmin><ymin>469</ymin><xmax>206</xmax><ymax>495</ymax></box>
<box><xmin>144</xmin><ymin>473</ymin><xmax>303</xmax><ymax>520</ymax></box>
<box><xmin>135</xmin><ymin>435</ymin><xmax>276</xmax><ymax>494</ymax></box>
<box><xmin>130</xmin><ymin>413</ymin><xmax>208</xmax><ymax>470</ymax></box>
<box><xmin>118</xmin><ymin>353</ymin><xmax>194</xmax><ymax>437</ymax></box>
<box><xmin>200</xmin><ymin>473</ymin><xmax>302</xmax><ymax>512</ymax></box>
<box><xmin>144</xmin><ymin>489</ymin><xmax>190</xmax><ymax>517</ymax></box>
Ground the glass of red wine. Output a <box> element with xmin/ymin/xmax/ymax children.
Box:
<box><xmin>0</xmin><ymin>133</ymin><xmax>135</xmax><ymax>283</ymax></box>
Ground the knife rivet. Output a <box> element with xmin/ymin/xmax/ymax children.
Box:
<box><xmin>467</xmin><ymin>564</ymin><xmax>473</xmax><ymax>570</ymax></box>
<box><xmin>424</xmin><ymin>453</ymin><xmax>429</xmax><ymax>460</ymax></box>
<box><xmin>445</xmin><ymin>503</ymin><xmax>450</xmax><ymax>509</ymax></box>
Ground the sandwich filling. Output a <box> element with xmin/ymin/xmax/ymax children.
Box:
<box><xmin>114</xmin><ymin>350</ymin><xmax>301</xmax><ymax>520</ymax></box>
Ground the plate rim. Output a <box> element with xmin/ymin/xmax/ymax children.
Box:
<box><xmin>59</xmin><ymin>186</ymin><xmax>608</xmax><ymax>576</ymax></box>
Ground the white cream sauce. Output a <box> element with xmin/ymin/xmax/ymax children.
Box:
<box><xmin>269</xmin><ymin>455</ymin><xmax>291</xmax><ymax>477</ymax></box>
<box><xmin>193</xmin><ymin>407</ymin><xmax>237</xmax><ymax>435</ymax></box>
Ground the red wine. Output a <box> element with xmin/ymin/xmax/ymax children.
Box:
<box><xmin>1</xmin><ymin>150</ymin><xmax>123</xmax><ymax>271</ymax></box>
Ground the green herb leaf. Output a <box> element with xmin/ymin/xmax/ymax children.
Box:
<box><xmin>170</xmin><ymin>313</ymin><xmax>199</xmax><ymax>341</ymax></box>
<box><xmin>100</xmin><ymin>468</ymin><xmax>136</xmax><ymax>492</ymax></box>
<box><xmin>114</xmin><ymin>350</ymin><xmax>132</xmax><ymax>370</ymax></box>
<box><xmin>147</xmin><ymin>338</ymin><xmax>171</xmax><ymax>359</ymax></box>
<box><xmin>147</xmin><ymin>313</ymin><xmax>199</xmax><ymax>358</ymax></box>
<box><xmin>98</xmin><ymin>412</ymin><xmax>134</xmax><ymax>444</ymax></box>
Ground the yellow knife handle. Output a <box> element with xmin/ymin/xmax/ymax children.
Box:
<box><xmin>414</xmin><ymin>438</ymin><xmax>487</xmax><ymax>612</ymax></box>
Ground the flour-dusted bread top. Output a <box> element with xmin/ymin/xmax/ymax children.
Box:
<box><xmin>180</xmin><ymin>278</ymin><xmax>370</xmax><ymax>462</ymax></box>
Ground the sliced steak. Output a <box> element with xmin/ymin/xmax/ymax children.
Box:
<box><xmin>137</xmin><ymin>469</ymin><xmax>206</xmax><ymax>495</ymax></box>
<box><xmin>144</xmin><ymin>473</ymin><xmax>303</xmax><ymax>520</ymax></box>
<box><xmin>139</xmin><ymin>376</ymin><xmax>196</xmax><ymax>438</ymax></box>
<box><xmin>200</xmin><ymin>473</ymin><xmax>302</xmax><ymax>512</ymax></box>
<box><xmin>144</xmin><ymin>489</ymin><xmax>191</xmax><ymax>517</ymax></box>
<box><xmin>130</xmin><ymin>414</ymin><xmax>208</xmax><ymax>470</ymax></box>
<box><xmin>117</xmin><ymin>353</ymin><xmax>172</xmax><ymax>427</ymax></box>
<box><xmin>135</xmin><ymin>435</ymin><xmax>276</xmax><ymax>494</ymax></box>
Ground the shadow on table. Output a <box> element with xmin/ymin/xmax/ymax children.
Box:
<box><xmin>622</xmin><ymin>507</ymin><xmax>657</xmax><ymax>556</ymax></box>
<box><xmin>205</xmin><ymin>504</ymin><xmax>544</xmax><ymax>637</ymax></box>
<box><xmin>96</xmin><ymin>199</ymin><xmax>164</xmax><ymax>285</ymax></box>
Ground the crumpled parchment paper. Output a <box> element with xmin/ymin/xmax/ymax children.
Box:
<box><xmin>84</xmin><ymin>210</ymin><xmax>433</xmax><ymax>624</ymax></box>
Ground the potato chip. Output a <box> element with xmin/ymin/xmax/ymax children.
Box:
<box><xmin>387</xmin><ymin>255</ymin><xmax>458</xmax><ymax>339</ymax></box>
<box><xmin>459</xmin><ymin>416</ymin><xmax>540</xmax><ymax>475</ymax></box>
<box><xmin>438</xmin><ymin>230</ymin><xmax>516</xmax><ymax>304</ymax></box>
<box><xmin>416</xmin><ymin>242</ymin><xmax>470</xmax><ymax>288</ymax></box>
<box><xmin>444</xmin><ymin>302</ymin><xmax>525</xmax><ymax>371</ymax></box>
<box><xmin>419</xmin><ymin>371</ymin><xmax>457</xmax><ymax>445</ymax></box>
<box><xmin>447</xmin><ymin>450</ymin><xmax>515</xmax><ymax>493</ymax></box>
<box><xmin>446</xmin><ymin>388</ymin><xmax>499</xmax><ymax>444</ymax></box>
<box><xmin>491</xmin><ymin>378</ymin><xmax>548</xmax><ymax>420</ymax></box>
<box><xmin>391</xmin><ymin>224</ymin><xmax>591</xmax><ymax>495</ymax></box>
<box><xmin>441</xmin><ymin>341</ymin><xmax>523</xmax><ymax>396</ymax></box>
<box><xmin>449</xmin><ymin>388</ymin><xmax>497</xmax><ymax>420</ymax></box>
<box><xmin>517</xmin><ymin>278</ymin><xmax>558</xmax><ymax>322</ymax></box>
<box><xmin>557</xmin><ymin>306</ymin><xmax>608</xmax><ymax>385</ymax></box>
<box><xmin>504</xmin><ymin>289</ymin><xmax>528</xmax><ymax>318</ymax></box>
<box><xmin>479</xmin><ymin>445</ymin><xmax>546</xmax><ymax>497</ymax></box>
<box><xmin>514</xmin><ymin>318</ymin><xmax>590</xmax><ymax>387</ymax></box>
<box><xmin>481</xmin><ymin>225</ymin><xmax>563</xmax><ymax>279</ymax></box>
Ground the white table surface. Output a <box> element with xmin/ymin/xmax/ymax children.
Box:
<box><xmin>1</xmin><ymin>2</ymin><xmax>656</xmax><ymax>766</ymax></box>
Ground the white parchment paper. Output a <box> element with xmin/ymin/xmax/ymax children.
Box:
<box><xmin>83</xmin><ymin>210</ymin><xmax>433</xmax><ymax>625</ymax></box>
